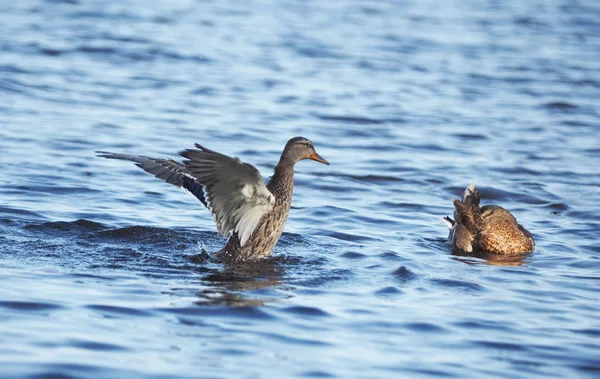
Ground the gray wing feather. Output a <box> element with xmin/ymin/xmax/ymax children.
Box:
<box><xmin>180</xmin><ymin>144</ymin><xmax>274</xmax><ymax>246</ymax></box>
<box><xmin>97</xmin><ymin>152</ymin><xmax>194</xmax><ymax>186</ymax></box>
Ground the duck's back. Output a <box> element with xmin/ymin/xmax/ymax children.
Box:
<box><xmin>477</xmin><ymin>206</ymin><xmax>535</xmax><ymax>255</ymax></box>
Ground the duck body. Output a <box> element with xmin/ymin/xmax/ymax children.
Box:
<box><xmin>98</xmin><ymin>136</ymin><xmax>328</xmax><ymax>263</ymax></box>
<box><xmin>443</xmin><ymin>184</ymin><xmax>534</xmax><ymax>255</ymax></box>
<box><xmin>217</xmin><ymin>164</ymin><xmax>295</xmax><ymax>263</ymax></box>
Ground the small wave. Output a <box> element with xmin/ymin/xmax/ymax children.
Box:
<box><xmin>403</xmin><ymin>322</ymin><xmax>447</xmax><ymax>333</ymax></box>
<box><xmin>298</xmin><ymin>370</ymin><xmax>336</xmax><ymax>378</ymax></box>
<box><xmin>313</xmin><ymin>114</ymin><xmax>384</xmax><ymax>125</ymax></box>
<box><xmin>84</xmin><ymin>304</ymin><xmax>154</xmax><ymax>318</ymax></box>
<box><xmin>316</xmin><ymin>231</ymin><xmax>382</xmax><ymax>243</ymax></box>
<box><xmin>452</xmin><ymin>133</ymin><xmax>488</xmax><ymax>141</ymax></box>
<box><xmin>67</xmin><ymin>339</ymin><xmax>129</xmax><ymax>352</ymax></box>
<box><xmin>542</xmin><ymin>101</ymin><xmax>579</xmax><ymax>112</ymax></box>
<box><xmin>471</xmin><ymin>340</ymin><xmax>528</xmax><ymax>351</ymax></box>
<box><xmin>280</xmin><ymin>306</ymin><xmax>330</xmax><ymax>317</ymax></box>
<box><xmin>24</xmin><ymin>219</ymin><xmax>105</xmax><ymax>234</ymax></box>
<box><xmin>339</xmin><ymin>251</ymin><xmax>368</xmax><ymax>259</ymax></box>
<box><xmin>430</xmin><ymin>278</ymin><xmax>486</xmax><ymax>293</ymax></box>
<box><xmin>375</xmin><ymin>286</ymin><xmax>403</xmax><ymax>295</ymax></box>
<box><xmin>392</xmin><ymin>266</ymin><xmax>418</xmax><ymax>283</ymax></box>
<box><xmin>156</xmin><ymin>305</ymin><xmax>275</xmax><ymax>320</ymax></box>
<box><xmin>0</xmin><ymin>301</ymin><xmax>64</xmax><ymax>311</ymax></box>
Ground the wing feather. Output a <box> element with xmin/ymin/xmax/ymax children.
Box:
<box><xmin>180</xmin><ymin>144</ymin><xmax>275</xmax><ymax>246</ymax></box>
<box><xmin>97</xmin><ymin>151</ymin><xmax>208</xmax><ymax>207</ymax></box>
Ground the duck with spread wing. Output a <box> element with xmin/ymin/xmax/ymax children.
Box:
<box><xmin>98</xmin><ymin>137</ymin><xmax>329</xmax><ymax>263</ymax></box>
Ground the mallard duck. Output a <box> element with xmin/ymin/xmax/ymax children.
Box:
<box><xmin>98</xmin><ymin>137</ymin><xmax>329</xmax><ymax>263</ymax></box>
<box><xmin>443</xmin><ymin>184</ymin><xmax>534</xmax><ymax>255</ymax></box>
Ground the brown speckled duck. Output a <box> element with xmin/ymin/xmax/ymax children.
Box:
<box><xmin>443</xmin><ymin>183</ymin><xmax>534</xmax><ymax>255</ymax></box>
<box><xmin>98</xmin><ymin>137</ymin><xmax>329</xmax><ymax>263</ymax></box>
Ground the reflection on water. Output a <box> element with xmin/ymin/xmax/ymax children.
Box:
<box><xmin>451</xmin><ymin>251</ymin><xmax>530</xmax><ymax>266</ymax></box>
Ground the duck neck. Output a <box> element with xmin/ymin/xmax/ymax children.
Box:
<box><xmin>268</xmin><ymin>163</ymin><xmax>295</xmax><ymax>203</ymax></box>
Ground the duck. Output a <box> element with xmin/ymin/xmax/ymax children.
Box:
<box><xmin>98</xmin><ymin>137</ymin><xmax>329</xmax><ymax>263</ymax></box>
<box><xmin>443</xmin><ymin>183</ymin><xmax>534</xmax><ymax>255</ymax></box>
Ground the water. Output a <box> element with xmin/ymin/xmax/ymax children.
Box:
<box><xmin>1</xmin><ymin>0</ymin><xmax>599</xmax><ymax>377</ymax></box>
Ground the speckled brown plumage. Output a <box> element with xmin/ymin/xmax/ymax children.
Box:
<box><xmin>216</xmin><ymin>165</ymin><xmax>295</xmax><ymax>263</ymax></box>
<box><xmin>444</xmin><ymin>184</ymin><xmax>534</xmax><ymax>255</ymax></box>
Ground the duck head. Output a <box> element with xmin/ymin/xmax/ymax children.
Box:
<box><xmin>279</xmin><ymin>136</ymin><xmax>329</xmax><ymax>166</ymax></box>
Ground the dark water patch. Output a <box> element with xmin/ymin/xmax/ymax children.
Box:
<box><xmin>95</xmin><ymin>225</ymin><xmax>199</xmax><ymax>245</ymax></box>
<box><xmin>157</xmin><ymin>306</ymin><xmax>275</xmax><ymax>320</ymax></box>
<box><xmin>569</xmin><ymin>328</ymin><xmax>600</xmax><ymax>338</ymax></box>
<box><xmin>543</xmin><ymin>202</ymin><xmax>568</xmax><ymax>211</ymax></box>
<box><xmin>452</xmin><ymin>320</ymin><xmax>514</xmax><ymax>332</ymax></box>
<box><xmin>542</xmin><ymin>101</ymin><xmax>580</xmax><ymax>112</ymax></box>
<box><xmin>377</xmin><ymin>251</ymin><xmax>402</xmax><ymax>261</ymax></box>
<box><xmin>561</xmin><ymin>120</ymin><xmax>595</xmax><ymax>128</ymax></box>
<box><xmin>430</xmin><ymin>279</ymin><xmax>486</xmax><ymax>293</ymax></box>
<box><xmin>319</xmin><ymin>172</ymin><xmax>405</xmax><ymax>184</ymax></box>
<box><xmin>316</xmin><ymin>231</ymin><xmax>381</xmax><ymax>243</ymax></box>
<box><xmin>259</xmin><ymin>331</ymin><xmax>332</xmax><ymax>347</ymax></box>
<box><xmin>513</xmin><ymin>16</ymin><xmax>548</xmax><ymax>28</ymax></box>
<box><xmin>392</xmin><ymin>266</ymin><xmax>417</xmax><ymax>283</ymax></box>
<box><xmin>85</xmin><ymin>304</ymin><xmax>154</xmax><ymax>318</ymax></box>
<box><xmin>459</xmin><ymin>185</ymin><xmax>545</xmax><ymax>204</ymax></box>
<box><xmin>68</xmin><ymin>10</ymin><xmax>142</xmax><ymax>21</ymax></box>
<box><xmin>575</xmin><ymin>79</ymin><xmax>600</xmax><ymax>88</ymax></box>
<box><xmin>280</xmin><ymin>306</ymin><xmax>330</xmax><ymax>317</ymax></box>
<box><xmin>452</xmin><ymin>133</ymin><xmax>488</xmax><ymax>141</ymax></box>
<box><xmin>99</xmin><ymin>32</ymin><xmax>151</xmax><ymax>45</ymax></box>
<box><xmin>95</xmin><ymin>124</ymin><xmax>125</xmax><ymax>132</ymax></box>
<box><xmin>24</xmin><ymin>363</ymin><xmax>157</xmax><ymax>379</ymax></box>
<box><xmin>402</xmin><ymin>368</ymin><xmax>458</xmax><ymax>378</ymax></box>
<box><xmin>471</xmin><ymin>340</ymin><xmax>528</xmax><ymax>351</ymax></box>
<box><xmin>0</xmin><ymin>301</ymin><xmax>64</xmax><ymax>312</ymax></box>
<box><xmin>313</xmin><ymin>114</ymin><xmax>384</xmax><ymax>125</ymax></box>
<box><xmin>339</xmin><ymin>251</ymin><xmax>367</xmax><ymax>260</ymax></box>
<box><xmin>0</xmin><ymin>64</ymin><xmax>35</xmax><ymax>74</ymax></box>
<box><xmin>375</xmin><ymin>286</ymin><xmax>403</xmax><ymax>295</ymax></box>
<box><xmin>14</xmin><ymin>185</ymin><xmax>100</xmax><ymax>195</ymax></box>
<box><xmin>34</xmin><ymin>44</ymin><xmax>214</xmax><ymax>64</ymax></box>
<box><xmin>344</xmin><ymin>308</ymin><xmax>376</xmax><ymax>316</ymax></box>
<box><xmin>403</xmin><ymin>322</ymin><xmax>447</xmax><ymax>333</ymax></box>
<box><xmin>190</xmin><ymin>86</ymin><xmax>218</xmax><ymax>96</ymax></box>
<box><xmin>380</xmin><ymin>201</ymin><xmax>424</xmax><ymax>211</ymax></box>
<box><xmin>292</xmin><ymin>269</ymin><xmax>353</xmax><ymax>288</ymax></box>
<box><xmin>400</xmin><ymin>142</ymin><xmax>448</xmax><ymax>152</ymax></box>
<box><xmin>212</xmin><ymin>348</ymin><xmax>250</xmax><ymax>356</ymax></box>
<box><xmin>25</xmin><ymin>219</ymin><xmax>106</xmax><ymax>234</ymax></box>
<box><xmin>349</xmin><ymin>174</ymin><xmax>404</xmax><ymax>184</ymax></box>
<box><xmin>276</xmin><ymin>95</ymin><xmax>299</xmax><ymax>104</ymax></box>
<box><xmin>69</xmin><ymin>273</ymin><xmax>118</xmax><ymax>281</ymax></box>
<box><xmin>489</xmin><ymin>166</ymin><xmax>543</xmax><ymax>177</ymax></box>
<box><xmin>285</xmin><ymin>41</ymin><xmax>346</xmax><ymax>60</ymax></box>
<box><xmin>0</xmin><ymin>206</ymin><xmax>48</xmax><ymax>222</ymax></box>
<box><xmin>298</xmin><ymin>370</ymin><xmax>336</xmax><ymax>378</ymax></box>
<box><xmin>68</xmin><ymin>339</ymin><xmax>129</xmax><ymax>352</ymax></box>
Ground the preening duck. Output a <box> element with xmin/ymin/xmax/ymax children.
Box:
<box><xmin>443</xmin><ymin>183</ymin><xmax>534</xmax><ymax>255</ymax></box>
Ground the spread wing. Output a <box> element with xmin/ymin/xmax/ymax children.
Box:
<box><xmin>96</xmin><ymin>152</ymin><xmax>208</xmax><ymax>207</ymax></box>
<box><xmin>180</xmin><ymin>144</ymin><xmax>275</xmax><ymax>246</ymax></box>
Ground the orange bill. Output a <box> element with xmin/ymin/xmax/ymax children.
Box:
<box><xmin>309</xmin><ymin>152</ymin><xmax>329</xmax><ymax>165</ymax></box>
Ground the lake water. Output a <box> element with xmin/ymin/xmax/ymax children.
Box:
<box><xmin>1</xmin><ymin>0</ymin><xmax>599</xmax><ymax>378</ymax></box>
